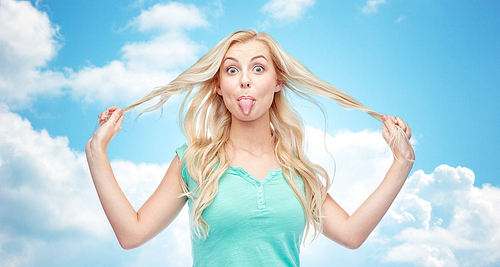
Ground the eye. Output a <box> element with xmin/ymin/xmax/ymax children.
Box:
<box><xmin>227</xmin><ymin>67</ymin><xmax>238</xmax><ymax>74</ymax></box>
<box><xmin>253</xmin><ymin>65</ymin><xmax>264</xmax><ymax>73</ymax></box>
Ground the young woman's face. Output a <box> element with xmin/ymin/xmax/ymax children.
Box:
<box><xmin>217</xmin><ymin>40</ymin><xmax>283</xmax><ymax>123</ymax></box>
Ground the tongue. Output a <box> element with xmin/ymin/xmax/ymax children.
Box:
<box><xmin>238</xmin><ymin>99</ymin><xmax>254</xmax><ymax>115</ymax></box>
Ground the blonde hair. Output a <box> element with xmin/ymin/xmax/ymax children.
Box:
<box><xmin>124</xmin><ymin>29</ymin><xmax>410</xmax><ymax>241</ymax></box>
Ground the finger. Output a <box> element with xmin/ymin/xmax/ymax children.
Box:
<box><xmin>382</xmin><ymin>115</ymin><xmax>397</xmax><ymax>143</ymax></box>
<box><xmin>107</xmin><ymin>106</ymin><xmax>120</xmax><ymax>113</ymax></box>
<box><xmin>396</xmin><ymin>117</ymin><xmax>406</xmax><ymax>132</ymax></box>
<box><xmin>116</xmin><ymin>112</ymin><xmax>125</xmax><ymax>128</ymax></box>
<box><xmin>98</xmin><ymin>110</ymin><xmax>108</xmax><ymax>126</ymax></box>
<box><xmin>108</xmin><ymin>107</ymin><xmax>123</xmax><ymax>125</ymax></box>
<box><xmin>382</xmin><ymin>115</ymin><xmax>396</xmax><ymax>131</ymax></box>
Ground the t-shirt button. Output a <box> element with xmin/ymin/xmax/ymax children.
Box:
<box><xmin>259</xmin><ymin>198</ymin><xmax>264</xmax><ymax>203</ymax></box>
<box><xmin>257</xmin><ymin>182</ymin><xmax>261</xmax><ymax>186</ymax></box>
<box><xmin>271</xmin><ymin>171</ymin><xmax>275</xmax><ymax>175</ymax></box>
<box><xmin>258</xmin><ymin>190</ymin><xmax>262</xmax><ymax>194</ymax></box>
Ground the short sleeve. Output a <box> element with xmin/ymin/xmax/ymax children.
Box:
<box><xmin>175</xmin><ymin>143</ymin><xmax>188</xmax><ymax>161</ymax></box>
<box><xmin>175</xmin><ymin>144</ymin><xmax>198</xmax><ymax>191</ymax></box>
<box><xmin>175</xmin><ymin>143</ymin><xmax>189</xmax><ymax>183</ymax></box>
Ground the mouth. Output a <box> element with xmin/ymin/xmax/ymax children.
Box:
<box><xmin>237</xmin><ymin>96</ymin><xmax>256</xmax><ymax>115</ymax></box>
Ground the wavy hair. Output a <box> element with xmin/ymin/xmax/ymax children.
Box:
<box><xmin>123</xmin><ymin>29</ymin><xmax>410</xmax><ymax>241</ymax></box>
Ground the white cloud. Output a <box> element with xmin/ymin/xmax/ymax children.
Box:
<box><xmin>396</xmin><ymin>15</ymin><xmax>406</xmax><ymax>23</ymax></box>
<box><xmin>305</xmin><ymin>126</ymin><xmax>393</xmax><ymax>213</ymax></box>
<box><xmin>261</xmin><ymin>0</ymin><xmax>315</xmax><ymax>22</ymax></box>
<box><xmin>67</xmin><ymin>2</ymin><xmax>208</xmax><ymax>107</ymax></box>
<box><xmin>64</xmin><ymin>3</ymin><xmax>208</xmax><ymax>107</ymax></box>
<box><xmin>301</xmin><ymin>126</ymin><xmax>500</xmax><ymax>266</ymax></box>
<box><xmin>382</xmin><ymin>165</ymin><xmax>500</xmax><ymax>266</ymax></box>
<box><xmin>362</xmin><ymin>0</ymin><xmax>386</xmax><ymax>14</ymax></box>
<box><xmin>0</xmin><ymin>1</ymin><xmax>207</xmax><ymax>109</ymax></box>
<box><xmin>0</xmin><ymin>104</ymin><xmax>191</xmax><ymax>266</ymax></box>
<box><xmin>0</xmin><ymin>104</ymin><xmax>108</xmax><ymax>265</ymax></box>
<box><xmin>0</xmin><ymin>0</ymin><xmax>65</xmax><ymax>106</ymax></box>
<box><xmin>128</xmin><ymin>2</ymin><xmax>208</xmax><ymax>32</ymax></box>
<box><xmin>66</xmin><ymin>31</ymin><xmax>203</xmax><ymax>105</ymax></box>
<box><xmin>0</xmin><ymin>104</ymin><xmax>107</xmax><ymax>237</ymax></box>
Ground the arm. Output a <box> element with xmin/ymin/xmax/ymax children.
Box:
<box><xmin>85</xmin><ymin>106</ymin><xmax>186</xmax><ymax>250</ymax></box>
<box><xmin>322</xmin><ymin>115</ymin><xmax>414</xmax><ymax>249</ymax></box>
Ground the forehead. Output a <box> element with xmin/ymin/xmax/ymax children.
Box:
<box><xmin>224</xmin><ymin>40</ymin><xmax>271</xmax><ymax>60</ymax></box>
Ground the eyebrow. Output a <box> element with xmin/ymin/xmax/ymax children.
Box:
<box><xmin>251</xmin><ymin>55</ymin><xmax>268</xmax><ymax>62</ymax></box>
<box><xmin>223</xmin><ymin>57</ymin><xmax>239</xmax><ymax>63</ymax></box>
<box><xmin>223</xmin><ymin>55</ymin><xmax>268</xmax><ymax>64</ymax></box>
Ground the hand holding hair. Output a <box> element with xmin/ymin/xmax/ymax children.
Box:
<box><xmin>87</xmin><ymin>106</ymin><xmax>124</xmax><ymax>155</ymax></box>
<box><xmin>382</xmin><ymin>114</ymin><xmax>414</xmax><ymax>163</ymax></box>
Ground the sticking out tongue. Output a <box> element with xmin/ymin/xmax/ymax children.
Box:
<box><xmin>238</xmin><ymin>98</ymin><xmax>255</xmax><ymax>115</ymax></box>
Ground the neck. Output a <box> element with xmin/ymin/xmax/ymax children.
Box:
<box><xmin>228</xmin><ymin>114</ymin><xmax>274</xmax><ymax>154</ymax></box>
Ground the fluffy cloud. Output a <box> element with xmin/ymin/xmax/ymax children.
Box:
<box><xmin>382</xmin><ymin>165</ymin><xmax>500</xmax><ymax>266</ymax></box>
<box><xmin>362</xmin><ymin>0</ymin><xmax>386</xmax><ymax>14</ymax></box>
<box><xmin>127</xmin><ymin>2</ymin><xmax>208</xmax><ymax>32</ymax></box>
<box><xmin>66</xmin><ymin>3</ymin><xmax>208</xmax><ymax>107</ymax></box>
<box><xmin>0</xmin><ymin>1</ymin><xmax>207</xmax><ymax>108</ymax></box>
<box><xmin>0</xmin><ymin>104</ymin><xmax>190</xmax><ymax>266</ymax></box>
<box><xmin>0</xmin><ymin>0</ymin><xmax>65</xmax><ymax>106</ymax></box>
<box><xmin>305</xmin><ymin>126</ymin><xmax>393</xmax><ymax>213</ymax></box>
<box><xmin>261</xmin><ymin>0</ymin><xmax>315</xmax><ymax>22</ymax></box>
<box><xmin>67</xmin><ymin>31</ymin><xmax>203</xmax><ymax>105</ymax></box>
<box><xmin>0</xmin><ymin>104</ymin><xmax>106</xmax><ymax>237</ymax></box>
<box><xmin>0</xmin><ymin>104</ymin><xmax>108</xmax><ymax>265</ymax></box>
<box><xmin>301</xmin><ymin>126</ymin><xmax>500</xmax><ymax>266</ymax></box>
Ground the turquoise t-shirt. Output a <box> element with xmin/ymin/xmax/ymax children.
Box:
<box><xmin>176</xmin><ymin>144</ymin><xmax>306</xmax><ymax>267</ymax></box>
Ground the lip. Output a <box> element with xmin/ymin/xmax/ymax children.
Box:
<box><xmin>237</xmin><ymin>95</ymin><xmax>256</xmax><ymax>101</ymax></box>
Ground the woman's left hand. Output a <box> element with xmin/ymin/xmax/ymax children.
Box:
<box><xmin>382</xmin><ymin>115</ymin><xmax>415</xmax><ymax>162</ymax></box>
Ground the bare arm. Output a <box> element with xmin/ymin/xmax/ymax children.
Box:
<box><xmin>85</xmin><ymin>106</ymin><xmax>186</xmax><ymax>250</ymax></box>
<box><xmin>322</xmin><ymin>115</ymin><xmax>414</xmax><ymax>249</ymax></box>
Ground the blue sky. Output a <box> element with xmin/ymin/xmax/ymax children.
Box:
<box><xmin>0</xmin><ymin>0</ymin><xmax>499</xmax><ymax>266</ymax></box>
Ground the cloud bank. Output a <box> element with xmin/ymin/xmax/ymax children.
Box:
<box><xmin>0</xmin><ymin>104</ymin><xmax>190</xmax><ymax>266</ymax></box>
<box><xmin>0</xmin><ymin>0</ymin><xmax>65</xmax><ymax>107</ymax></box>
<box><xmin>0</xmin><ymin>0</ymin><xmax>207</xmax><ymax>108</ymax></box>
<box><xmin>301</xmin><ymin>126</ymin><xmax>500</xmax><ymax>266</ymax></box>
<box><xmin>383</xmin><ymin>165</ymin><xmax>500</xmax><ymax>266</ymax></box>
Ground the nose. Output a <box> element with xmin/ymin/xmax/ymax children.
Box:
<box><xmin>240</xmin><ymin>72</ymin><xmax>250</xmax><ymax>88</ymax></box>
<box><xmin>241</xmin><ymin>81</ymin><xmax>250</xmax><ymax>88</ymax></box>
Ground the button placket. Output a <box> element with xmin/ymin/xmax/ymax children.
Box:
<box><xmin>256</xmin><ymin>182</ymin><xmax>265</xmax><ymax>210</ymax></box>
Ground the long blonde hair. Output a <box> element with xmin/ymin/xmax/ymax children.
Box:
<box><xmin>124</xmin><ymin>29</ymin><xmax>408</xmax><ymax>241</ymax></box>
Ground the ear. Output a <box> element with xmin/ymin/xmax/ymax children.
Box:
<box><xmin>275</xmin><ymin>79</ymin><xmax>283</xmax><ymax>93</ymax></box>
<box><xmin>215</xmin><ymin>77</ymin><xmax>223</xmax><ymax>96</ymax></box>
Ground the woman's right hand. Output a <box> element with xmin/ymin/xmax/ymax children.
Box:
<box><xmin>86</xmin><ymin>106</ymin><xmax>124</xmax><ymax>155</ymax></box>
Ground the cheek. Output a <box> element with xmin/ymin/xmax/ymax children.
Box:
<box><xmin>255</xmin><ymin>77</ymin><xmax>278</xmax><ymax>95</ymax></box>
<box><xmin>217</xmin><ymin>77</ymin><xmax>237</xmax><ymax>96</ymax></box>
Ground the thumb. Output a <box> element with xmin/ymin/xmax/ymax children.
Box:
<box><xmin>102</xmin><ymin>107</ymin><xmax>124</xmax><ymax>132</ymax></box>
<box><xmin>109</xmin><ymin>108</ymin><xmax>124</xmax><ymax>131</ymax></box>
<box><xmin>109</xmin><ymin>107</ymin><xmax>123</xmax><ymax>123</ymax></box>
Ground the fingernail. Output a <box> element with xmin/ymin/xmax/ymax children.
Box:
<box><xmin>117</xmin><ymin>108</ymin><xmax>123</xmax><ymax>115</ymax></box>
<box><xmin>382</xmin><ymin>115</ymin><xmax>388</xmax><ymax>121</ymax></box>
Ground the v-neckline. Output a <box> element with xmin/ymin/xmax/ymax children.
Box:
<box><xmin>228</xmin><ymin>166</ymin><xmax>282</xmax><ymax>182</ymax></box>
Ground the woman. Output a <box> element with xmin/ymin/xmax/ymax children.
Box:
<box><xmin>86</xmin><ymin>30</ymin><xmax>414</xmax><ymax>266</ymax></box>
